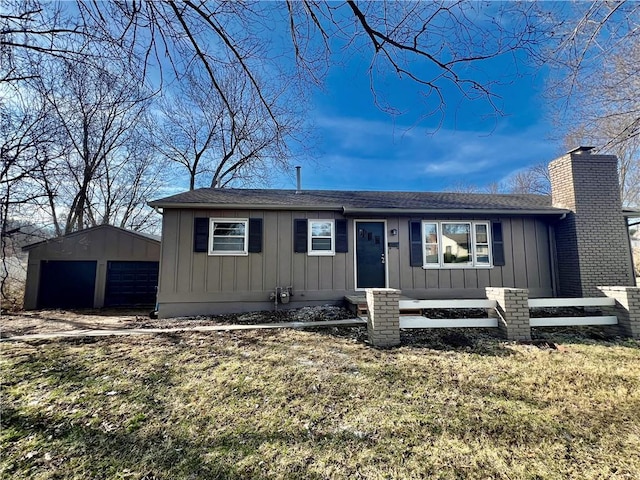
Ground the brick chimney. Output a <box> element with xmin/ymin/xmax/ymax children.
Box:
<box><xmin>549</xmin><ymin>147</ymin><xmax>634</xmax><ymax>296</ymax></box>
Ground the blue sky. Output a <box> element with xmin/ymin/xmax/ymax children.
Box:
<box><xmin>276</xmin><ymin>48</ymin><xmax>560</xmax><ymax>192</ymax></box>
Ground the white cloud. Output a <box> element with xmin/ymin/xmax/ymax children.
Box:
<box><xmin>305</xmin><ymin>113</ymin><xmax>561</xmax><ymax>191</ymax></box>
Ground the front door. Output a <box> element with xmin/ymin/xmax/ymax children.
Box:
<box><xmin>355</xmin><ymin>221</ymin><xmax>387</xmax><ymax>289</ymax></box>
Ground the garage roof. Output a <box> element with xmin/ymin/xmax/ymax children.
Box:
<box><xmin>22</xmin><ymin>225</ymin><xmax>160</xmax><ymax>252</ymax></box>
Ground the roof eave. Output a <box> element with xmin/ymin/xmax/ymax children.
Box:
<box><xmin>148</xmin><ymin>201</ymin><xmax>569</xmax><ymax>217</ymax></box>
<box><xmin>148</xmin><ymin>202</ymin><xmax>344</xmax><ymax>211</ymax></box>
<box><xmin>341</xmin><ymin>207</ymin><xmax>570</xmax><ymax>216</ymax></box>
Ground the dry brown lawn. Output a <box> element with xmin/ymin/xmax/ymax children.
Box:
<box><xmin>2</xmin><ymin>323</ymin><xmax>639</xmax><ymax>479</ymax></box>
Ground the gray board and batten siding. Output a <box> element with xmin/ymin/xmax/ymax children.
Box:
<box><xmin>151</xmin><ymin>190</ymin><xmax>565</xmax><ymax>317</ymax></box>
<box><xmin>22</xmin><ymin>225</ymin><xmax>160</xmax><ymax>310</ymax></box>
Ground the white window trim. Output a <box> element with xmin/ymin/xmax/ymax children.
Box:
<box><xmin>422</xmin><ymin>220</ymin><xmax>492</xmax><ymax>269</ymax></box>
<box><xmin>473</xmin><ymin>222</ymin><xmax>492</xmax><ymax>267</ymax></box>
<box><xmin>308</xmin><ymin>219</ymin><xmax>335</xmax><ymax>256</ymax></box>
<box><xmin>209</xmin><ymin>218</ymin><xmax>249</xmax><ymax>256</ymax></box>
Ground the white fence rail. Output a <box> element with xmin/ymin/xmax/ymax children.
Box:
<box><xmin>399</xmin><ymin>299</ymin><xmax>498</xmax><ymax>329</ymax></box>
<box><xmin>529</xmin><ymin>316</ymin><xmax>618</xmax><ymax>327</ymax></box>
<box><xmin>396</xmin><ymin>297</ymin><xmax>618</xmax><ymax>329</ymax></box>
<box><xmin>528</xmin><ymin>297</ymin><xmax>615</xmax><ymax>308</ymax></box>
<box><xmin>399</xmin><ymin>299</ymin><xmax>497</xmax><ymax>310</ymax></box>
<box><xmin>528</xmin><ymin>297</ymin><xmax>617</xmax><ymax>327</ymax></box>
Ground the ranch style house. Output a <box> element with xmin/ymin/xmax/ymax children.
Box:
<box><xmin>148</xmin><ymin>147</ymin><xmax>637</xmax><ymax>318</ymax></box>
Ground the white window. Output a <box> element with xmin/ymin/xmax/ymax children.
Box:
<box><xmin>474</xmin><ymin>223</ymin><xmax>491</xmax><ymax>266</ymax></box>
<box><xmin>422</xmin><ymin>221</ymin><xmax>491</xmax><ymax>268</ymax></box>
<box><xmin>308</xmin><ymin>220</ymin><xmax>335</xmax><ymax>255</ymax></box>
<box><xmin>209</xmin><ymin>218</ymin><xmax>248</xmax><ymax>255</ymax></box>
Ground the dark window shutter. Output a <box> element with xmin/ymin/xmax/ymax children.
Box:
<box><xmin>248</xmin><ymin>218</ymin><xmax>263</xmax><ymax>253</ymax></box>
<box><xmin>294</xmin><ymin>219</ymin><xmax>308</xmax><ymax>253</ymax></box>
<box><xmin>409</xmin><ymin>220</ymin><xmax>423</xmax><ymax>267</ymax></box>
<box><xmin>335</xmin><ymin>219</ymin><xmax>348</xmax><ymax>253</ymax></box>
<box><xmin>492</xmin><ymin>221</ymin><xmax>505</xmax><ymax>266</ymax></box>
<box><xmin>194</xmin><ymin>217</ymin><xmax>209</xmax><ymax>252</ymax></box>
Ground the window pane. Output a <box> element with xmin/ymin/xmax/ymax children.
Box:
<box><xmin>476</xmin><ymin>245</ymin><xmax>490</xmax><ymax>264</ymax></box>
<box><xmin>423</xmin><ymin>223</ymin><xmax>438</xmax><ymax>243</ymax></box>
<box><xmin>212</xmin><ymin>237</ymin><xmax>245</xmax><ymax>251</ymax></box>
<box><xmin>442</xmin><ymin>223</ymin><xmax>471</xmax><ymax>264</ymax></box>
<box><xmin>425</xmin><ymin>244</ymin><xmax>439</xmax><ymax>264</ymax></box>
<box><xmin>311</xmin><ymin>222</ymin><xmax>332</xmax><ymax>237</ymax></box>
<box><xmin>475</xmin><ymin>224</ymin><xmax>488</xmax><ymax>244</ymax></box>
<box><xmin>311</xmin><ymin>237</ymin><xmax>332</xmax><ymax>251</ymax></box>
<box><xmin>213</xmin><ymin>222</ymin><xmax>245</xmax><ymax>236</ymax></box>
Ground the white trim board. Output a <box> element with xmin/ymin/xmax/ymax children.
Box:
<box><xmin>399</xmin><ymin>299</ymin><xmax>497</xmax><ymax>309</ymax></box>
<box><xmin>400</xmin><ymin>316</ymin><xmax>498</xmax><ymax>329</ymax></box>
<box><xmin>528</xmin><ymin>298</ymin><xmax>615</xmax><ymax>308</ymax></box>
<box><xmin>530</xmin><ymin>316</ymin><xmax>618</xmax><ymax>327</ymax></box>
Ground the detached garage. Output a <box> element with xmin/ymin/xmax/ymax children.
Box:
<box><xmin>23</xmin><ymin>225</ymin><xmax>160</xmax><ymax>310</ymax></box>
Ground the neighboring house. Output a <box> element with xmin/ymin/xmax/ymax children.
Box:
<box><xmin>23</xmin><ymin>225</ymin><xmax>160</xmax><ymax>309</ymax></box>
<box><xmin>149</xmin><ymin>147</ymin><xmax>636</xmax><ymax>317</ymax></box>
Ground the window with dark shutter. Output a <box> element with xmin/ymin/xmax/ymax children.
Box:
<box><xmin>492</xmin><ymin>221</ymin><xmax>505</xmax><ymax>266</ymax></box>
<box><xmin>335</xmin><ymin>219</ymin><xmax>348</xmax><ymax>253</ymax></box>
<box><xmin>409</xmin><ymin>220</ymin><xmax>423</xmax><ymax>267</ymax></box>
<box><xmin>248</xmin><ymin>218</ymin><xmax>263</xmax><ymax>253</ymax></box>
<box><xmin>294</xmin><ymin>219</ymin><xmax>308</xmax><ymax>253</ymax></box>
<box><xmin>193</xmin><ymin>217</ymin><xmax>209</xmax><ymax>252</ymax></box>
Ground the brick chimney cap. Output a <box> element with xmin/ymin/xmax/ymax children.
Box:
<box><xmin>567</xmin><ymin>146</ymin><xmax>595</xmax><ymax>155</ymax></box>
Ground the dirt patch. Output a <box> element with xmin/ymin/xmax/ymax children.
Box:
<box><xmin>0</xmin><ymin>306</ymin><xmax>354</xmax><ymax>338</ymax></box>
<box><xmin>0</xmin><ymin>309</ymin><xmax>150</xmax><ymax>337</ymax></box>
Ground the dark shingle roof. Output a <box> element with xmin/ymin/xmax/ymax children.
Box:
<box><xmin>150</xmin><ymin>189</ymin><xmax>567</xmax><ymax>215</ymax></box>
<box><xmin>22</xmin><ymin>224</ymin><xmax>160</xmax><ymax>251</ymax></box>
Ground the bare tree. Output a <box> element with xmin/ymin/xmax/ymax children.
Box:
<box><xmin>545</xmin><ymin>1</ymin><xmax>640</xmax><ymax>207</ymax></box>
<box><xmin>0</xmin><ymin>0</ymin><xmax>97</xmax><ymax>85</ymax></box>
<box><xmin>154</xmin><ymin>79</ymin><xmax>222</xmax><ymax>191</ymax></box>
<box><xmin>4</xmin><ymin>1</ymin><xmax>558</xmax><ymax>196</ymax></box>
<box><xmin>155</xmin><ymin>66</ymin><xmax>306</xmax><ymax>190</ymax></box>
<box><xmin>0</xmin><ymin>85</ymin><xmax>60</xmax><ymax>304</ymax></box>
<box><xmin>23</xmin><ymin>55</ymin><xmax>164</xmax><ymax>233</ymax></box>
<box><xmin>72</xmin><ymin>1</ymin><xmax>551</xmax><ymax>126</ymax></box>
<box><xmin>446</xmin><ymin>181</ymin><xmax>502</xmax><ymax>195</ymax></box>
<box><xmin>505</xmin><ymin>163</ymin><xmax>551</xmax><ymax>196</ymax></box>
<box><xmin>557</xmin><ymin>38</ymin><xmax>640</xmax><ymax>207</ymax></box>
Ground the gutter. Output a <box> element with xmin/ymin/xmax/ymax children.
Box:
<box><xmin>148</xmin><ymin>201</ymin><xmax>571</xmax><ymax>217</ymax></box>
<box><xmin>148</xmin><ymin>202</ymin><xmax>344</xmax><ymax>211</ymax></box>
<box><xmin>340</xmin><ymin>207</ymin><xmax>571</xmax><ymax>217</ymax></box>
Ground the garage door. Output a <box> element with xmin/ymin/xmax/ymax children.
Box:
<box><xmin>104</xmin><ymin>261</ymin><xmax>159</xmax><ymax>307</ymax></box>
<box><xmin>38</xmin><ymin>260</ymin><xmax>97</xmax><ymax>309</ymax></box>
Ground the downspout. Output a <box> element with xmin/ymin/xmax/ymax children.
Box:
<box><xmin>626</xmin><ymin>217</ymin><xmax>637</xmax><ymax>286</ymax></box>
<box><xmin>548</xmin><ymin>216</ymin><xmax>565</xmax><ymax>297</ymax></box>
<box><xmin>151</xmin><ymin>205</ymin><xmax>163</xmax><ymax>318</ymax></box>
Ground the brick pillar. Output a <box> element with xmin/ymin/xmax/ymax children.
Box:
<box><xmin>598</xmin><ymin>286</ymin><xmax>640</xmax><ymax>339</ymax></box>
<box><xmin>549</xmin><ymin>147</ymin><xmax>634</xmax><ymax>296</ymax></box>
<box><xmin>365</xmin><ymin>288</ymin><xmax>400</xmax><ymax>347</ymax></box>
<box><xmin>486</xmin><ymin>287</ymin><xmax>531</xmax><ymax>341</ymax></box>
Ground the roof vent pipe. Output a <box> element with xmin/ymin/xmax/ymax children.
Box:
<box><xmin>295</xmin><ymin>166</ymin><xmax>301</xmax><ymax>193</ymax></box>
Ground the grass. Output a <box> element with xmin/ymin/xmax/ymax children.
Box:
<box><xmin>2</xmin><ymin>327</ymin><xmax>640</xmax><ymax>479</ymax></box>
